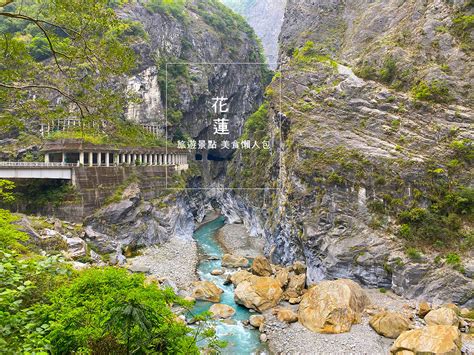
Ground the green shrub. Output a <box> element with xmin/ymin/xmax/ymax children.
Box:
<box><xmin>379</xmin><ymin>56</ymin><xmax>397</xmax><ymax>83</ymax></box>
<box><xmin>0</xmin><ymin>179</ymin><xmax>15</xmax><ymax>203</ymax></box>
<box><xmin>354</xmin><ymin>63</ymin><xmax>377</xmax><ymax>80</ymax></box>
<box><xmin>144</xmin><ymin>0</ymin><xmax>187</xmax><ymax>19</ymax></box>
<box><xmin>195</xmin><ymin>0</ymin><xmax>255</xmax><ymax>38</ymax></box>
<box><xmin>406</xmin><ymin>247</ymin><xmax>422</xmax><ymax>260</ymax></box>
<box><xmin>368</xmin><ymin>200</ymin><xmax>385</xmax><ymax>214</ymax></box>
<box><xmin>1</xmin><ymin>260</ymin><xmax>224</xmax><ymax>354</ymax></box>
<box><xmin>451</xmin><ymin>13</ymin><xmax>474</xmax><ymax>51</ymax></box>
<box><xmin>0</xmin><ymin>209</ymin><xmax>29</xmax><ymax>251</ymax></box>
<box><xmin>391</xmin><ymin>119</ymin><xmax>401</xmax><ymax>129</ymax></box>
<box><xmin>399</xmin><ymin>223</ymin><xmax>411</xmax><ymax>238</ymax></box>
<box><xmin>445</xmin><ymin>252</ymin><xmax>461</xmax><ymax>265</ymax></box>
<box><xmin>293</xmin><ymin>41</ymin><xmax>337</xmax><ymax>68</ymax></box>
<box><xmin>450</xmin><ymin>139</ymin><xmax>473</xmax><ymax>162</ymax></box>
<box><xmin>243</xmin><ymin>102</ymin><xmax>268</xmax><ymax>138</ymax></box>
<box><xmin>399</xmin><ymin>208</ymin><xmax>428</xmax><ymax>223</ymax></box>
<box><xmin>434</xmin><ymin>240</ymin><xmax>445</xmax><ymax>249</ymax></box>
<box><xmin>35</xmin><ymin>268</ymin><xmax>212</xmax><ymax>354</ymax></box>
<box><xmin>327</xmin><ymin>172</ymin><xmax>345</xmax><ymax>185</ymax></box>
<box><xmin>411</xmin><ymin>80</ymin><xmax>452</xmax><ymax>103</ymax></box>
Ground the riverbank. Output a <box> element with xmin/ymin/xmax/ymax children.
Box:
<box><xmin>127</xmin><ymin>237</ymin><xmax>198</xmax><ymax>291</ymax></box>
<box><xmin>263</xmin><ymin>289</ymin><xmax>411</xmax><ymax>354</ymax></box>
<box><xmin>127</xmin><ymin>217</ymin><xmax>474</xmax><ymax>354</ymax></box>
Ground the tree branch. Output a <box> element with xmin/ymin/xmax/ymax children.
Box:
<box><xmin>0</xmin><ymin>82</ymin><xmax>87</xmax><ymax>119</ymax></box>
<box><xmin>0</xmin><ymin>0</ymin><xmax>14</xmax><ymax>8</ymax></box>
<box><xmin>0</xmin><ymin>11</ymin><xmax>72</xmax><ymax>73</ymax></box>
<box><xmin>0</xmin><ymin>11</ymin><xmax>80</xmax><ymax>37</ymax></box>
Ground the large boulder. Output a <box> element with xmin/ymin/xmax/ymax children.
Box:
<box><xmin>222</xmin><ymin>254</ymin><xmax>249</xmax><ymax>268</ymax></box>
<box><xmin>209</xmin><ymin>304</ymin><xmax>235</xmax><ymax>319</ymax></box>
<box><xmin>390</xmin><ymin>325</ymin><xmax>462</xmax><ymax>355</ymax></box>
<box><xmin>251</xmin><ymin>256</ymin><xmax>273</xmax><ymax>276</ymax></box>
<box><xmin>191</xmin><ymin>281</ymin><xmax>223</xmax><ymax>303</ymax></box>
<box><xmin>84</xmin><ymin>226</ymin><xmax>115</xmax><ymax>253</ymax></box>
<box><xmin>249</xmin><ymin>314</ymin><xmax>265</xmax><ymax>328</ymax></box>
<box><xmin>298</xmin><ymin>279</ymin><xmax>370</xmax><ymax>333</ymax></box>
<box><xmin>417</xmin><ymin>301</ymin><xmax>431</xmax><ymax>318</ymax></box>
<box><xmin>276</xmin><ymin>308</ymin><xmax>298</xmax><ymax>323</ymax></box>
<box><xmin>275</xmin><ymin>268</ymin><xmax>290</xmax><ymax>287</ymax></box>
<box><xmin>425</xmin><ymin>307</ymin><xmax>460</xmax><ymax>327</ymax></box>
<box><xmin>230</xmin><ymin>270</ymin><xmax>253</xmax><ymax>285</ymax></box>
<box><xmin>234</xmin><ymin>276</ymin><xmax>283</xmax><ymax>311</ymax></box>
<box><xmin>64</xmin><ymin>237</ymin><xmax>87</xmax><ymax>259</ymax></box>
<box><xmin>285</xmin><ymin>273</ymin><xmax>306</xmax><ymax>298</ymax></box>
<box><xmin>443</xmin><ymin>303</ymin><xmax>460</xmax><ymax>315</ymax></box>
<box><xmin>369</xmin><ymin>311</ymin><xmax>410</xmax><ymax>338</ymax></box>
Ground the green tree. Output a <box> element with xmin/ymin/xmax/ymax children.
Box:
<box><xmin>0</xmin><ymin>250</ymin><xmax>69</xmax><ymax>353</ymax></box>
<box><xmin>0</xmin><ymin>179</ymin><xmax>27</xmax><ymax>251</ymax></box>
<box><xmin>0</xmin><ymin>0</ymin><xmax>136</xmax><ymax>132</ymax></box>
<box><xmin>0</xmin><ymin>179</ymin><xmax>14</xmax><ymax>202</ymax></box>
<box><xmin>34</xmin><ymin>267</ymin><xmax>210</xmax><ymax>354</ymax></box>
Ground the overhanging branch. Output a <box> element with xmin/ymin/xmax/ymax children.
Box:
<box><xmin>0</xmin><ymin>1</ymin><xmax>14</xmax><ymax>8</ymax></box>
<box><xmin>0</xmin><ymin>82</ymin><xmax>88</xmax><ymax>118</ymax></box>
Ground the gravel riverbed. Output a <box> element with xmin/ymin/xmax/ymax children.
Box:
<box><xmin>127</xmin><ymin>237</ymin><xmax>198</xmax><ymax>291</ymax></box>
<box><xmin>262</xmin><ymin>289</ymin><xmax>413</xmax><ymax>354</ymax></box>
<box><xmin>264</xmin><ymin>313</ymin><xmax>393</xmax><ymax>354</ymax></box>
<box><xmin>127</xmin><ymin>219</ymin><xmax>474</xmax><ymax>355</ymax></box>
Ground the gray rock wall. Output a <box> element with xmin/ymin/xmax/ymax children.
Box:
<box><xmin>221</xmin><ymin>0</ymin><xmax>287</xmax><ymax>67</ymax></box>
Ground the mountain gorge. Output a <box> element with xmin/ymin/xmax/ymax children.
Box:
<box><xmin>1</xmin><ymin>0</ymin><xmax>473</xmax><ymax>353</ymax></box>
<box><xmin>121</xmin><ymin>0</ymin><xmax>267</xmax><ymax>139</ymax></box>
<box><xmin>218</xmin><ymin>0</ymin><xmax>474</xmax><ymax>306</ymax></box>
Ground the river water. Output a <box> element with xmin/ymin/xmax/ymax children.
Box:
<box><xmin>191</xmin><ymin>216</ymin><xmax>267</xmax><ymax>354</ymax></box>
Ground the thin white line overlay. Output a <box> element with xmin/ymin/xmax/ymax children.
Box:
<box><xmin>165</xmin><ymin>62</ymin><xmax>283</xmax><ymax>191</ymax></box>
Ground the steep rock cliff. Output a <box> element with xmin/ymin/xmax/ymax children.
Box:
<box><xmin>120</xmin><ymin>0</ymin><xmax>268</xmax><ymax>151</ymax></box>
<box><xmin>223</xmin><ymin>0</ymin><xmax>474</xmax><ymax>306</ymax></box>
<box><xmin>279</xmin><ymin>0</ymin><xmax>473</xmax><ymax>104</ymax></box>
<box><xmin>221</xmin><ymin>0</ymin><xmax>287</xmax><ymax>66</ymax></box>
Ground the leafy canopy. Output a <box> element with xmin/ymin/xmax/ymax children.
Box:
<box><xmin>0</xmin><ymin>0</ymin><xmax>137</xmax><ymax>129</ymax></box>
<box><xmin>35</xmin><ymin>267</ymin><xmax>202</xmax><ymax>354</ymax></box>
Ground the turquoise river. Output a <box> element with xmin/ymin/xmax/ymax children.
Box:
<box><xmin>190</xmin><ymin>216</ymin><xmax>267</xmax><ymax>354</ymax></box>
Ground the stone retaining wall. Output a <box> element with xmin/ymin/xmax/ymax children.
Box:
<box><xmin>54</xmin><ymin>165</ymin><xmax>176</xmax><ymax>222</ymax></box>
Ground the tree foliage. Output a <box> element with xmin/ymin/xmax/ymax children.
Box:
<box><xmin>0</xmin><ymin>257</ymin><xmax>223</xmax><ymax>354</ymax></box>
<box><xmin>0</xmin><ymin>180</ymin><xmax>221</xmax><ymax>354</ymax></box>
<box><xmin>0</xmin><ymin>179</ymin><xmax>14</xmax><ymax>202</ymax></box>
<box><xmin>35</xmin><ymin>267</ymin><xmax>202</xmax><ymax>354</ymax></box>
<box><xmin>0</xmin><ymin>0</ymin><xmax>136</xmax><ymax>129</ymax></box>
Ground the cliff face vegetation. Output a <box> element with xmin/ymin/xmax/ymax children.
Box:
<box><xmin>223</xmin><ymin>0</ymin><xmax>473</xmax><ymax>306</ymax></box>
